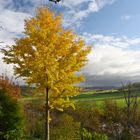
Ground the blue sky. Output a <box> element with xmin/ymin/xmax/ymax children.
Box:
<box><xmin>82</xmin><ymin>0</ymin><xmax>140</xmax><ymax>37</ymax></box>
<box><xmin>0</xmin><ymin>0</ymin><xmax>140</xmax><ymax>86</ymax></box>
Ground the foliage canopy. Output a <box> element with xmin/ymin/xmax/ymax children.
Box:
<box><xmin>1</xmin><ymin>7</ymin><xmax>91</xmax><ymax>111</ymax></box>
<box><xmin>0</xmin><ymin>75</ymin><xmax>21</xmax><ymax>100</ymax></box>
<box><xmin>0</xmin><ymin>90</ymin><xmax>23</xmax><ymax>140</ymax></box>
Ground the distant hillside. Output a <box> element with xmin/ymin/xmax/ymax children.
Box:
<box><xmin>82</xmin><ymin>86</ymin><xmax>119</xmax><ymax>92</ymax></box>
<box><xmin>83</xmin><ymin>82</ymin><xmax>140</xmax><ymax>92</ymax></box>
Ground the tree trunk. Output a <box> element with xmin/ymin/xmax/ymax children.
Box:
<box><xmin>45</xmin><ymin>87</ymin><xmax>50</xmax><ymax>140</ymax></box>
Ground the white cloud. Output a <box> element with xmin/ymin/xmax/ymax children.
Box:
<box><xmin>80</xmin><ymin>33</ymin><xmax>140</xmax><ymax>86</ymax></box>
<box><xmin>82</xmin><ymin>32</ymin><xmax>140</xmax><ymax>48</ymax></box>
<box><xmin>85</xmin><ymin>45</ymin><xmax>140</xmax><ymax>76</ymax></box>
<box><xmin>121</xmin><ymin>15</ymin><xmax>133</xmax><ymax>20</ymax></box>
<box><xmin>62</xmin><ymin>0</ymin><xmax>87</xmax><ymax>7</ymax></box>
<box><xmin>62</xmin><ymin>0</ymin><xmax>116</xmax><ymax>28</ymax></box>
<box><xmin>0</xmin><ymin>10</ymin><xmax>30</xmax><ymax>33</ymax></box>
<box><xmin>63</xmin><ymin>0</ymin><xmax>115</xmax><ymax>8</ymax></box>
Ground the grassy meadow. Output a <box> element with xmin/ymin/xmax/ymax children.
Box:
<box><xmin>20</xmin><ymin>87</ymin><xmax>140</xmax><ymax>108</ymax></box>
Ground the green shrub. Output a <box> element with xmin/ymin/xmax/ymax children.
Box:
<box><xmin>80</xmin><ymin>128</ymin><xmax>108</xmax><ymax>140</ymax></box>
<box><xmin>0</xmin><ymin>90</ymin><xmax>23</xmax><ymax>140</ymax></box>
<box><xmin>80</xmin><ymin>128</ymin><xmax>92</xmax><ymax>139</ymax></box>
<box><xmin>51</xmin><ymin>113</ymin><xmax>81</xmax><ymax>140</ymax></box>
<box><xmin>92</xmin><ymin>132</ymin><xmax>108</xmax><ymax>140</ymax></box>
<box><xmin>23</xmin><ymin>102</ymin><xmax>45</xmax><ymax>139</ymax></box>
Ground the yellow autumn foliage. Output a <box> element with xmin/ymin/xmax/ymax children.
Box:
<box><xmin>1</xmin><ymin>7</ymin><xmax>91</xmax><ymax>111</ymax></box>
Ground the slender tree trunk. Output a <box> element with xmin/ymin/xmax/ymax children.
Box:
<box><xmin>45</xmin><ymin>87</ymin><xmax>50</xmax><ymax>140</ymax></box>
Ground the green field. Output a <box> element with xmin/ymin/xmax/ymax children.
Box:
<box><xmin>71</xmin><ymin>89</ymin><xmax>140</xmax><ymax>108</ymax></box>
<box><xmin>74</xmin><ymin>89</ymin><xmax>140</xmax><ymax>101</ymax></box>
<box><xmin>21</xmin><ymin>88</ymin><xmax>140</xmax><ymax>107</ymax></box>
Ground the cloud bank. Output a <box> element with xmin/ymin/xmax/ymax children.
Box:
<box><xmin>80</xmin><ymin>33</ymin><xmax>140</xmax><ymax>86</ymax></box>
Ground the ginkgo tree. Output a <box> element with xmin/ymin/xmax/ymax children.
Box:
<box><xmin>1</xmin><ymin>7</ymin><xmax>91</xmax><ymax>140</ymax></box>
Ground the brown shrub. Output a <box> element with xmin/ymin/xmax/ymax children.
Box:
<box><xmin>0</xmin><ymin>74</ymin><xmax>21</xmax><ymax>99</ymax></box>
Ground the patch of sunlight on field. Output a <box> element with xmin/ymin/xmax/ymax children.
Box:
<box><xmin>75</xmin><ymin>97</ymin><xmax>140</xmax><ymax>109</ymax></box>
<box><xmin>82</xmin><ymin>89</ymin><xmax>118</xmax><ymax>95</ymax></box>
